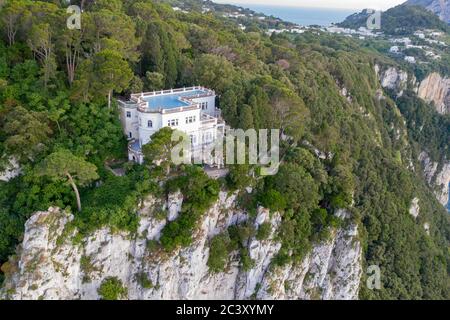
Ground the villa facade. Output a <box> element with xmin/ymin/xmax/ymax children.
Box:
<box><xmin>118</xmin><ymin>87</ymin><xmax>225</xmax><ymax>164</ymax></box>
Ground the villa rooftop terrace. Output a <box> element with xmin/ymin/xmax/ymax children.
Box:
<box><xmin>126</xmin><ymin>87</ymin><xmax>215</xmax><ymax>111</ymax></box>
<box><xmin>144</xmin><ymin>89</ymin><xmax>207</xmax><ymax>110</ymax></box>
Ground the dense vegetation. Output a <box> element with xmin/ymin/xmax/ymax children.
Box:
<box><xmin>396</xmin><ymin>92</ymin><xmax>450</xmax><ymax>162</ymax></box>
<box><xmin>161</xmin><ymin>165</ymin><xmax>220</xmax><ymax>251</ymax></box>
<box><xmin>339</xmin><ymin>4</ymin><xmax>449</xmax><ymax>35</ymax></box>
<box><xmin>0</xmin><ymin>0</ymin><xmax>448</xmax><ymax>299</ymax></box>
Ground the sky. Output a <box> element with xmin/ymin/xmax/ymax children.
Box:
<box><xmin>213</xmin><ymin>0</ymin><xmax>407</xmax><ymax>10</ymax></box>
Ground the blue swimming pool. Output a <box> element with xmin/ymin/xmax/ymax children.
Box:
<box><xmin>144</xmin><ymin>90</ymin><xmax>207</xmax><ymax>110</ymax></box>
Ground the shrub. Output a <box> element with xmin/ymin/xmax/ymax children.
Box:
<box><xmin>228</xmin><ymin>223</ymin><xmax>255</xmax><ymax>247</ymax></box>
<box><xmin>67</xmin><ymin>175</ymin><xmax>141</xmax><ymax>238</ymax></box>
<box><xmin>274</xmin><ymin>210</ymin><xmax>312</xmax><ymax>266</ymax></box>
<box><xmin>135</xmin><ymin>272</ymin><xmax>154</xmax><ymax>289</ymax></box>
<box><xmin>146</xmin><ymin>239</ymin><xmax>160</xmax><ymax>253</ymax></box>
<box><xmin>160</xmin><ymin>166</ymin><xmax>220</xmax><ymax>251</ymax></box>
<box><xmin>256</xmin><ymin>222</ymin><xmax>272</xmax><ymax>241</ymax></box>
<box><xmin>226</xmin><ymin>165</ymin><xmax>252</xmax><ymax>190</ymax></box>
<box><xmin>0</xmin><ymin>260</ymin><xmax>18</xmax><ymax>277</ymax></box>
<box><xmin>207</xmin><ymin>233</ymin><xmax>231</xmax><ymax>273</ymax></box>
<box><xmin>153</xmin><ymin>208</ymin><xmax>167</xmax><ymax>221</ymax></box>
<box><xmin>259</xmin><ymin>189</ymin><xmax>286</xmax><ymax>212</ymax></box>
<box><xmin>97</xmin><ymin>277</ymin><xmax>127</xmax><ymax>300</ymax></box>
<box><xmin>240</xmin><ymin>248</ymin><xmax>255</xmax><ymax>271</ymax></box>
<box><xmin>80</xmin><ymin>255</ymin><xmax>98</xmax><ymax>283</ymax></box>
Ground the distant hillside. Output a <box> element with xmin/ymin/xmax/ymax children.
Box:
<box><xmin>339</xmin><ymin>4</ymin><xmax>449</xmax><ymax>35</ymax></box>
<box><xmin>160</xmin><ymin>0</ymin><xmax>297</xmax><ymax>29</ymax></box>
<box><xmin>406</xmin><ymin>0</ymin><xmax>450</xmax><ymax>24</ymax></box>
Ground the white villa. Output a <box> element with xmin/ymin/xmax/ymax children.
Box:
<box><xmin>118</xmin><ymin>86</ymin><xmax>225</xmax><ymax>164</ymax></box>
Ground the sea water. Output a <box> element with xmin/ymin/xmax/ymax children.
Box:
<box><xmin>230</xmin><ymin>4</ymin><xmax>355</xmax><ymax>26</ymax></box>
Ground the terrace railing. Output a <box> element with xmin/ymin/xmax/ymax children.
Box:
<box><xmin>131</xmin><ymin>86</ymin><xmax>215</xmax><ymax>101</ymax></box>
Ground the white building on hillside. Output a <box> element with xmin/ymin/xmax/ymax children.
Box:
<box><xmin>404</xmin><ymin>56</ymin><xmax>416</xmax><ymax>64</ymax></box>
<box><xmin>118</xmin><ymin>87</ymin><xmax>225</xmax><ymax>164</ymax></box>
<box><xmin>389</xmin><ymin>46</ymin><xmax>400</xmax><ymax>54</ymax></box>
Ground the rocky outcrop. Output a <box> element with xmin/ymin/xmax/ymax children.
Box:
<box><xmin>375</xmin><ymin>65</ymin><xmax>449</xmax><ymax>208</ymax></box>
<box><xmin>377</xmin><ymin>65</ymin><xmax>450</xmax><ymax>115</ymax></box>
<box><xmin>407</xmin><ymin>0</ymin><xmax>450</xmax><ymax>24</ymax></box>
<box><xmin>378</xmin><ymin>66</ymin><xmax>411</xmax><ymax>95</ymax></box>
<box><xmin>419</xmin><ymin>152</ymin><xmax>450</xmax><ymax>209</ymax></box>
<box><xmin>417</xmin><ymin>72</ymin><xmax>450</xmax><ymax>115</ymax></box>
<box><xmin>257</xmin><ymin>222</ymin><xmax>362</xmax><ymax>300</ymax></box>
<box><xmin>0</xmin><ymin>158</ymin><xmax>21</xmax><ymax>182</ymax></box>
<box><xmin>409</xmin><ymin>197</ymin><xmax>421</xmax><ymax>219</ymax></box>
<box><xmin>1</xmin><ymin>193</ymin><xmax>363</xmax><ymax>300</ymax></box>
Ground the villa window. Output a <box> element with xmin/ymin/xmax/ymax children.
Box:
<box><xmin>129</xmin><ymin>132</ymin><xmax>132</xmax><ymax>138</ymax></box>
<box><xmin>148</xmin><ymin>120</ymin><xmax>153</xmax><ymax>128</ymax></box>
<box><xmin>168</xmin><ymin>119</ymin><xmax>178</xmax><ymax>127</ymax></box>
<box><xmin>201</xmin><ymin>102</ymin><xmax>207</xmax><ymax>110</ymax></box>
<box><xmin>203</xmin><ymin>132</ymin><xmax>212</xmax><ymax>143</ymax></box>
<box><xmin>126</xmin><ymin>111</ymin><xmax>131</xmax><ymax>118</ymax></box>
<box><xmin>185</xmin><ymin>116</ymin><xmax>197</xmax><ymax>124</ymax></box>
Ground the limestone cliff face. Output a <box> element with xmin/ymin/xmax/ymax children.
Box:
<box><xmin>419</xmin><ymin>152</ymin><xmax>450</xmax><ymax>209</ymax></box>
<box><xmin>377</xmin><ymin>65</ymin><xmax>450</xmax><ymax>115</ymax></box>
<box><xmin>257</xmin><ymin>211</ymin><xmax>361</xmax><ymax>300</ymax></box>
<box><xmin>417</xmin><ymin>72</ymin><xmax>450</xmax><ymax>115</ymax></box>
<box><xmin>378</xmin><ymin>66</ymin><xmax>411</xmax><ymax>95</ymax></box>
<box><xmin>376</xmin><ymin>66</ymin><xmax>450</xmax><ymax>209</ymax></box>
<box><xmin>1</xmin><ymin>192</ymin><xmax>362</xmax><ymax>300</ymax></box>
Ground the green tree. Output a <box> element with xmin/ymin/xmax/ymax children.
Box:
<box><xmin>28</xmin><ymin>23</ymin><xmax>57</xmax><ymax>89</ymax></box>
<box><xmin>91</xmin><ymin>0</ymin><xmax>123</xmax><ymax>12</ymax></box>
<box><xmin>269</xmin><ymin>163</ymin><xmax>320</xmax><ymax>211</ymax></box>
<box><xmin>270</xmin><ymin>87</ymin><xmax>309</xmax><ymax>142</ymax></box>
<box><xmin>128</xmin><ymin>75</ymin><xmax>144</xmax><ymax>94</ymax></box>
<box><xmin>57</xmin><ymin>26</ymin><xmax>83</xmax><ymax>85</ymax></box>
<box><xmin>239</xmin><ymin>104</ymin><xmax>254</xmax><ymax>130</ymax></box>
<box><xmin>93</xmin><ymin>49</ymin><xmax>133</xmax><ymax>108</ymax></box>
<box><xmin>226</xmin><ymin>164</ymin><xmax>251</xmax><ymax>190</ymax></box>
<box><xmin>192</xmin><ymin>54</ymin><xmax>234</xmax><ymax>93</ymax></box>
<box><xmin>142</xmin><ymin>21</ymin><xmax>180</xmax><ymax>88</ymax></box>
<box><xmin>259</xmin><ymin>189</ymin><xmax>287</xmax><ymax>212</ymax></box>
<box><xmin>220</xmin><ymin>89</ymin><xmax>238</xmax><ymax>127</ymax></box>
<box><xmin>144</xmin><ymin>71</ymin><xmax>164</xmax><ymax>91</ymax></box>
<box><xmin>142</xmin><ymin>127</ymin><xmax>182</xmax><ymax>174</ymax></box>
<box><xmin>84</xmin><ymin>9</ymin><xmax>139</xmax><ymax>61</ymax></box>
<box><xmin>72</xmin><ymin>59</ymin><xmax>94</xmax><ymax>102</ymax></box>
<box><xmin>0</xmin><ymin>0</ymin><xmax>29</xmax><ymax>46</ymax></box>
<box><xmin>3</xmin><ymin>106</ymin><xmax>52</xmax><ymax>163</ymax></box>
<box><xmin>37</xmin><ymin>149</ymin><xmax>99</xmax><ymax>212</ymax></box>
